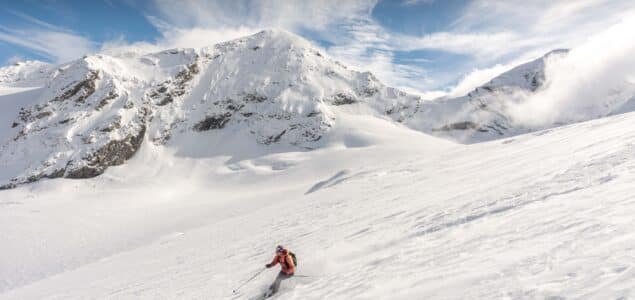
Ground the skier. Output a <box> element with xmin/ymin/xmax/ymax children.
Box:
<box><xmin>264</xmin><ymin>245</ymin><xmax>295</xmax><ymax>297</ymax></box>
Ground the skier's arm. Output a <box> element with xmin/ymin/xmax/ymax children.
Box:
<box><xmin>266</xmin><ymin>256</ymin><xmax>279</xmax><ymax>268</ymax></box>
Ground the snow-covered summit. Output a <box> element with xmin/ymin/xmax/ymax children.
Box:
<box><xmin>482</xmin><ymin>49</ymin><xmax>569</xmax><ymax>92</ymax></box>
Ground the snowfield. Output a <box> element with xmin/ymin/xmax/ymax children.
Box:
<box><xmin>2</xmin><ymin>109</ymin><xmax>635</xmax><ymax>299</ymax></box>
<box><xmin>1</xmin><ymin>30</ymin><xmax>635</xmax><ymax>299</ymax></box>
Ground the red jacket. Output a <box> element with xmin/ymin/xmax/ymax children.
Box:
<box><xmin>268</xmin><ymin>249</ymin><xmax>295</xmax><ymax>275</ymax></box>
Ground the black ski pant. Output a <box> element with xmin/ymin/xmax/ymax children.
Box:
<box><xmin>269</xmin><ymin>271</ymin><xmax>293</xmax><ymax>294</ymax></box>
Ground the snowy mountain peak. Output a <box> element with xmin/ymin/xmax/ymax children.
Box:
<box><xmin>476</xmin><ymin>48</ymin><xmax>569</xmax><ymax>93</ymax></box>
<box><xmin>544</xmin><ymin>48</ymin><xmax>569</xmax><ymax>56</ymax></box>
<box><xmin>250</xmin><ymin>28</ymin><xmax>315</xmax><ymax>48</ymax></box>
<box><xmin>0</xmin><ymin>30</ymin><xmax>417</xmax><ymax>189</ymax></box>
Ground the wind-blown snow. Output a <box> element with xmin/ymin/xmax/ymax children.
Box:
<box><xmin>509</xmin><ymin>17</ymin><xmax>635</xmax><ymax>127</ymax></box>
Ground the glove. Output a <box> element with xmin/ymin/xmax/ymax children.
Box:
<box><xmin>265</xmin><ymin>264</ymin><xmax>272</xmax><ymax>268</ymax></box>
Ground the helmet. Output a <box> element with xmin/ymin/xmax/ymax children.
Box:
<box><xmin>276</xmin><ymin>245</ymin><xmax>284</xmax><ymax>253</ymax></box>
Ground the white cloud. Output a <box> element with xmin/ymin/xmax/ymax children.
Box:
<box><xmin>450</xmin><ymin>0</ymin><xmax>634</xmax><ymax>55</ymax></box>
<box><xmin>402</xmin><ymin>0</ymin><xmax>435</xmax><ymax>5</ymax></box>
<box><xmin>100</xmin><ymin>26</ymin><xmax>259</xmax><ymax>57</ymax></box>
<box><xmin>149</xmin><ymin>0</ymin><xmax>376</xmax><ymax>32</ymax></box>
<box><xmin>394</xmin><ymin>31</ymin><xmax>524</xmax><ymax>58</ymax></box>
<box><xmin>447</xmin><ymin>63</ymin><xmax>516</xmax><ymax>97</ymax></box>
<box><xmin>7</xmin><ymin>9</ymin><xmax>72</xmax><ymax>33</ymax></box>
<box><xmin>0</xmin><ymin>12</ymin><xmax>94</xmax><ymax>63</ymax></box>
<box><xmin>319</xmin><ymin>17</ymin><xmax>429</xmax><ymax>90</ymax></box>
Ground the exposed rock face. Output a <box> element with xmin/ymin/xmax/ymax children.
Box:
<box><xmin>52</xmin><ymin>71</ymin><xmax>98</xmax><ymax>103</ymax></box>
<box><xmin>96</xmin><ymin>91</ymin><xmax>119</xmax><ymax>111</ymax></box>
<box><xmin>148</xmin><ymin>61</ymin><xmax>199</xmax><ymax>106</ymax></box>
<box><xmin>193</xmin><ymin>114</ymin><xmax>231</xmax><ymax>131</ymax></box>
<box><xmin>331</xmin><ymin>93</ymin><xmax>357</xmax><ymax>105</ymax></box>
<box><xmin>432</xmin><ymin>121</ymin><xmax>484</xmax><ymax>132</ymax></box>
<box><xmin>65</xmin><ymin>125</ymin><xmax>146</xmax><ymax>178</ymax></box>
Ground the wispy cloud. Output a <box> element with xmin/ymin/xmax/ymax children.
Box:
<box><xmin>6</xmin><ymin>9</ymin><xmax>72</xmax><ymax>33</ymax></box>
<box><xmin>323</xmin><ymin>17</ymin><xmax>432</xmax><ymax>90</ymax></box>
<box><xmin>447</xmin><ymin>0</ymin><xmax>635</xmax><ymax>58</ymax></box>
<box><xmin>149</xmin><ymin>0</ymin><xmax>376</xmax><ymax>31</ymax></box>
<box><xmin>394</xmin><ymin>31</ymin><xmax>525</xmax><ymax>58</ymax></box>
<box><xmin>402</xmin><ymin>0</ymin><xmax>435</xmax><ymax>6</ymax></box>
<box><xmin>0</xmin><ymin>11</ymin><xmax>94</xmax><ymax>63</ymax></box>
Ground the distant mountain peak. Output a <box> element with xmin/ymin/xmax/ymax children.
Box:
<box><xmin>398</xmin><ymin>47</ymin><xmax>635</xmax><ymax>143</ymax></box>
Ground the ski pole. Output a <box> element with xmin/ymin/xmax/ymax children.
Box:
<box><xmin>232</xmin><ymin>268</ymin><xmax>267</xmax><ymax>294</ymax></box>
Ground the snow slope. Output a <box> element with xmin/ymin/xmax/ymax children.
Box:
<box><xmin>1</xmin><ymin>108</ymin><xmax>635</xmax><ymax>299</ymax></box>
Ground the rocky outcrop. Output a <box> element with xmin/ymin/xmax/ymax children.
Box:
<box><xmin>331</xmin><ymin>93</ymin><xmax>357</xmax><ymax>105</ymax></box>
<box><xmin>52</xmin><ymin>71</ymin><xmax>98</xmax><ymax>103</ymax></box>
<box><xmin>65</xmin><ymin>125</ymin><xmax>146</xmax><ymax>178</ymax></box>
<box><xmin>148</xmin><ymin>60</ymin><xmax>199</xmax><ymax>106</ymax></box>
<box><xmin>192</xmin><ymin>92</ymin><xmax>332</xmax><ymax>146</ymax></box>
<box><xmin>193</xmin><ymin>114</ymin><xmax>231</xmax><ymax>131</ymax></box>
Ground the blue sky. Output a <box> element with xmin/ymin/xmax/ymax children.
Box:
<box><xmin>0</xmin><ymin>0</ymin><xmax>632</xmax><ymax>94</ymax></box>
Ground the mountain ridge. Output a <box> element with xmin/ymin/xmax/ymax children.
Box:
<box><xmin>0</xmin><ymin>29</ymin><xmax>419</xmax><ymax>188</ymax></box>
<box><xmin>1</xmin><ymin>29</ymin><xmax>633</xmax><ymax>188</ymax></box>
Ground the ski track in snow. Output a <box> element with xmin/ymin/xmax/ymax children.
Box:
<box><xmin>1</xmin><ymin>111</ymin><xmax>635</xmax><ymax>299</ymax></box>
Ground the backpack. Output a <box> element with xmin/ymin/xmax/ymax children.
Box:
<box><xmin>289</xmin><ymin>252</ymin><xmax>297</xmax><ymax>267</ymax></box>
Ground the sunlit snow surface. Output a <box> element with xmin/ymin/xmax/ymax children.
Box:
<box><xmin>1</xmin><ymin>107</ymin><xmax>634</xmax><ymax>299</ymax></box>
<box><xmin>1</xmin><ymin>30</ymin><xmax>634</xmax><ymax>300</ymax></box>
